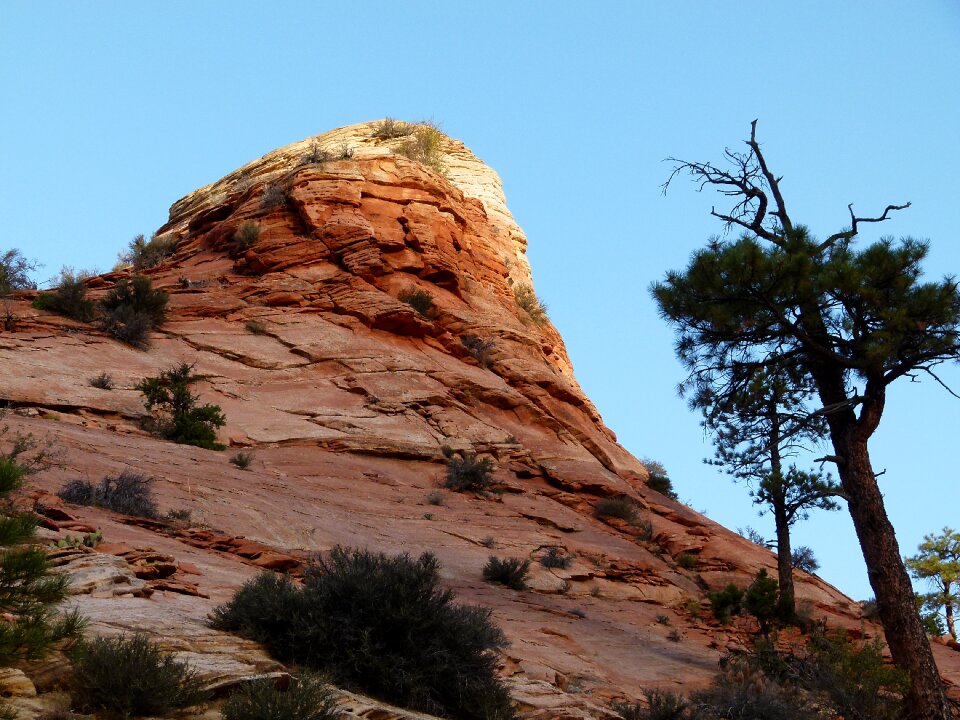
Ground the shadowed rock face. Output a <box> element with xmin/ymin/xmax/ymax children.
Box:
<box><xmin>4</xmin><ymin>121</ymin><xmax>959</xmax><ymax>717</ymax></box>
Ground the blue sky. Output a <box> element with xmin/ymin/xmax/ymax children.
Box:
<box><xmin>3</xmin><ymin>2</ymin><xmax>959</xmax><ymax>602</ymax></box>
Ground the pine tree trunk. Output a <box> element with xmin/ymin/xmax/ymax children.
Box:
<box><xmin>773</xmin><ymin>506</ymin><xmax>795</xmax><ymax>619</ymax></box>
<box><xmin>838</xmin><ymin>434</ymin><xmax>952</xmax><ymax>719</ymax></box>
<box><xmin>945</xmin><ymin>591</ymin><xmax>956</xmax><ymax>640</ymax></box>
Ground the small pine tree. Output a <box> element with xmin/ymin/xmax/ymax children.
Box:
<box><xmin>136</xmin><ymin>363</ymin><xmax>226</xmax><ymax>450</ymax></box>
<box><xmin>906</xmin><ymin>528</ymin><xmax>960</xmax><ymax>639</ymax></box>
<box><xmin>0</xmin><ymin>432</ymin><xmax>84</xmax><ymax>665</ymax></box>
<box><xmin>745</xmin><ymin>569</ymin><xmax>779</xmax><ymax>634</ymax></box>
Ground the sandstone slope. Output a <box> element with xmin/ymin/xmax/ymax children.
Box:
<box><xmin>3</xmin><ymin>120</ymin><xmax>958</xmax><ymax>718</ymax></box>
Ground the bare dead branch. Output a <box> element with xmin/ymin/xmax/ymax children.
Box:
<box><xmin>747</xmin><ymin>119</ymin><xmax>792</xmax><ymax>237</ymax></box>
<box><xmin>819</xmin><ymin>202</ymin><xmax>912</xmax><ymax>251</ymax></box>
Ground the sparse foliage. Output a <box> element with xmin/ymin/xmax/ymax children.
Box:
<box><xmin>613</xmin><ymin>689</ymin><xmax>688</xmax><ymax>720</ymax></box>
<box><xmin>245</xmin><ymin>319</ymin><xmax>268</xmax><ymax>334</ymax></box>
<box><xmin>512</xmin><ymin>283</ymin><xmax>548</xmax><ymax>325</ymax></box>
<box><xmin>0</xmin><ymin>249</ymin><xmax>38</xmax><ymax>295</ymax></box>
<box><xmin>372</xmin><ymin>117</ymin><xmax>414</xmax><ymax>139</ymax></box>
<box><xmin>540</xmin><ymin>546</ymin><xmax>572</xmax><ymax>569</ymax></box>
<box><xmin>32</xmin><ymin>268</ymin><xmax>95</xmax><ymax>321</ymax></box>
<box><xmin>136</xmin><ymin>363</ymin><xmax>226</xmax><ymax>450</ymax></box>
<box><xmin>595</xmin><ymin>496</ymin><xmax>640</xmax><ymax>524</ymax></box>
<box><xmin>70</xmin><ymin>633</ymin><xmax>209</xmax><ymax>719</ymax></box>
<box><xmin>300</xmin><ymin>141</ymin><xmax>332</xmax><ymax>166</ymax></box>
<box><xmin>482</xmin><ymin>556</ymin><xmax>530</xmax><ymax>590</ymax></box>
<box><xmin>233</xmin><ymin>222</ymin><xmax>261</xmax><ymax>250</ymax></box>
<box><xmin>395</xmin><ymin>122</ymin><xmax>446</xmax><ymax>173</ymax></box>
<box><xmin>222</xmin><ymin>673</ymin><xmax>341</xmax><ymax>720</ymax></box>
<box><xmin>230</xmin><ymin>451</ymin><xmax>254</xmax><ymax>470</ymax></box>
<box><xmin>398</xmin><ymin>287</ymin><xmax>434</xmax><ymax>317</ymax></box>
<box><xmin>57</xmin><ymin>470</ymin><xmax>158</xmax><ymax>518</ymax></box>
<box><xmin>442</xmin><ymin>446</ymin><xmax>495</xmax><ymax>493</ymax></box>
<box><xmin>261</xmin><ymin>183</ymin><xmax>289</xmax><ymax>210</ymax></box>
<box><xmin>118</xmin><ymin>233</ymin><xmax>177</xmax><ymax>270</ymax></box>
<box><xmin>641</xmin><ymin>458</ymin><xmax>678</xmax><ymax>500</ymax></box>
<box><xmin>461</xmin><ymin>334</ymin><xmax>496</xmax><ymax>368</ymax></box>
<box><xmin>88</xmin><ymin>372</ymin><xmax>114</xmax><ymax>390</ymax></box>
<box><xmin>212</xmin><ymin>547</ymin><xmax>515</xmax><ymax>720</ymax></box>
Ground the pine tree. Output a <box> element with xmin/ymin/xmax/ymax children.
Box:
<box><xmin>701</xmin><ymin>367</ymin><xmax>841</xmax><ymax>619</ymax></box>
<box><xmin>652</xmin><ymin>121</ymin><xmax>960</xmax><ymax>719</ymax></box>
<box><xmin>0</xmin><ymin>431</ymin><xmax>83</xmax><ymax>664</ymax></box>
<box><xmin>907</xmin><ymin>528</ymin><xmax>960</xmax><ymax>640</ymax></box>
<box><xmin>136</xmin><ymin>363</ymin><xmax>226</xmax><ymax>450</ymax></box>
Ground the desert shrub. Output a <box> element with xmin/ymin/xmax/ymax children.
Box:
<box><xmin>737</xmin><ymin>526</ymin><xmax>771</xmax><ymax>548</ymax></box>
<box><xmin>482</xmin><ymin>556</ymin><xmax>530</xmax><ymax>590</ymax></box>
<box><xmin>512</xmin><ymin>283</ymin><xmax>548</xmax><ymax>324</ymax></box>
<box><xmin>798</xmin><ymin>628</ymin><xmax>907</xmax><ymax>720</ymax></box>
<box><xmin>57</xmin><ymin>470</ymin><xmax>158</xmax><ymax>518</ymax></box>
<box><xmin>461</xmin><ymin>335</ymin><xmax>496</xmax><ymax>368</ymax></box>
<box><xmin>32</xmin><ymin>269</ymin><xmax>95</xmax><ymax>321</ymax></box>
<box><xmin>118</xmin><ymin>233</ymin><xmax>177</xmax><ymax>270</ymax></box>
<box><xmin>230</xmin><ymin>451</ymin><xmax>254</xmax><ymax>470</ymax></box>
<box><xmin>398</xmin><ymin>287</ymin><xmax>434</xmax><ymax>316</ymax></box>
<box><xmin>691</xmin><ymin>666</ymin><xmax>818</xmax><ymax>720</ymax></box>
<box><xmin>212</xmin><ymin>547</ymin><xmax>515</xmax><ymax>720</ymax></box>
<box><xmin>165</xmin><ymin>508</ymin><xmax>192</xmax><ymax>525</ymax></box>
<box><xmin>222</xmin><ymin>673</ymin><xmax>341</xmax><ymax>720</ymax></box>
<box><xmin>641</xmin><ymin>458</ymin><xmax>679</xmax><ymax>500</ymax></box>
<box><xmin>0</xmin><ymin>249</ymin><xmax>38</xmax><ymax>295</ymax></box>
<box><xmin>245</xmin><ymin>319</ymin><xmax>268</xmax><ymax>334</ymax></box>
<box><xmin>335</xmin><ymin>143</ymin><xmax>354</xmax><ymax>160</ymax></box>
<box><xmin>425</xmin><ymin>490</ymin><xmax>444</xmax><ymax>506</ymax></box>
<box><xmin>675</xmin><ymin>552</ymin><xmax>697</xmax><ymax>570</ymax></box>
<box><xmin>88</xmin><ymin>372</ymin><xmax>114</xmax><ymax>390</ymax></box>
<box><xmin>614</xmin><ymin>689</ymin><xmax>688</xmax><ymax>720</ymax></box>
<box><xmin>99</xmin><ymin>276</ymin><xmax>168</xmax><ymax>348</ymax></box>
<box><xmin>0</xmin><ymin>434</ymin><xmax>84</xmax><ymax>665</ymax></box>
<box><xmin>707</xmin><ymin>583</ymin><xmax>744</xmax><ymax>624</ymax></box>
<box><xmin>372</xmin><ymin>117</ymin><xmax>414</xmax><ymax>139</ymax></box>
<box><xmin>744</xmin><ymin>569</ymin><xmax>779</xmax><ymax>633</ymax></box>
<box><xmin>790</xmin><ymin>546</ymin><xmax>820</xmax><ymax>573</ymax></box>
<box><xmin>136</xmin><ymin>363</ymin><xmax>226</xmax><ymax>450</ymax></box>
<box><xmin>595</xmin><ymin>496</ymin><xmax>640</xmax><ymax>524</ymax></box>
<box><xmin>261</xmin><ymin>183</ymin><xmax>289</xmax><ymax>209</ymax></box>
<box><xmin>656</xmin><ymin>614</ymin><xmax>670</xmax><ymax>625</ymax></box>
<box><xmin>395</xmin><ymin>122</ymin><xmax>446</xmax><ymax>173</ymax></box>
<box><xmin>540</xmin><ymin>546</ymin><xmax>572</xmax><ymax>569</ymax></box>
<box><xmin>300</xmin><ymin>141</ymin><xmax>332</xmax><ymax>166</ymax></box>
<box><xmin>233</xmin><ymin>222</ymin><xmax>261</xmax><ymax>250</ymax></box>
<box><xmin>70</xmin><ymin>633</ymin><xmax>208</xmax><ymax>718</ymax></box>
<box><xmin>442</xmin><ymin>446</ymin><xmax>495</xmax><ymax>492</ymax></box>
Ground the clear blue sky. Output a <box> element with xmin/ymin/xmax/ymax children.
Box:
<box><xmin>3</xmin><ymin>2</ymin><xmax>959</xmax><ymax>602</ymax></box>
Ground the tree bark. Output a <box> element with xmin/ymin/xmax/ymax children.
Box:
<box><xmin>836</xmin><ymin>431</ymin><xmax>952</xmax><ymax>719</ymax></box>
<box><xmin>945</xmin><ymin>584</ymin><xmax>956</xmax><ymax>640</ymax></box>
<box><xmin>773</xmin><ymin>503</ymin><xmax>795</xmax><ymax>619</ymax></box>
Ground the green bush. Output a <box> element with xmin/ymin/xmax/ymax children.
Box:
<box><xmin>230</xmin><ymin>451</ymin><xmax>254</xmax><ymax>470</ymax></box>
<box><xmin>32</xmin><ymin>269</ymin><xmax>95</xmax><ymax>322</ymax></box>
<box><xmin>212</xmin><ymin>547</ymin><xmax>514</xmax><ymax>720</ymax></box>
<box><xmin>744</xmin><ymin>569</ymin><xmax>779</xmax><ymax>633</ymax></box>
<box><xmin>613</xmin><ymin>689</ymin><xmax>688</xmax><ymax>720</ymax></box>
<box><xmin>482</xmin><ymin>556</ymin><xmax>530</xmax><ymax>590</ymax></box>
<box><xmin>118</xmin><ymin>233</ymin><xmax>177</xmax><ymax>270</ymax></box>
<box><xmin>136</xmin><ymin>363</ymin><xmax>226</xmax><ymax>450</ymax></box>
<box><xmin>442</xmin><ymin>446</ymin><xmax>495</xmax><ymax>492</ymax></box>
<box><xmin>641</xmin><ymin>458</ymin><xmax>678</xmax><ymax>500</ymax></box>
<box><xmin>791</xmin><ymin>546</ymin><xmax>820</xmax><ymax>573</ymax></box>
<box><xmin>222</xmin><ymin>673</ymin><xmax>340</xmax><ymax>720</ymax></box>
<box><xmin>692</xmin><ymin>667</ymin><xmax>818</xmax><ymax>720</ymax></box>
<box><xmin>0</xmin><ymin>434</ymin><xmax>84</xmax><ymax>664</ymax></box>
<box><xmin>707</xmin><ymin>583</ymin><xmax>744</xmax><ymax>624</ymax></box>
<box><xmin>595</xmin><ymin>496</ymin><xmax>640</xmax><ymax>524</ymax></box>
<box><xmin>57</xmin><ymin>470</ymin><xmax>158</xmax><ymax>518</ymax></box>
<box><xmin>398</xmin><ymin>287</ymin><xmax>434</xmax><ymax>317</ymax></box>
<box><xmin>512</xmin><ymin>283</ymin><xmax>548</xmax><ymax>325</ymax></box>
<box><xmin>540</xmin><ymin>546</ymin><xmax>572</xmax><ymax>569</ymax></box>
<box><xmin>0</xmin><ymin>249</ymin><xmax>38</xmax><ymax>295</ymax></box>
<box><xmin>233</xmin><ymin>222</ymin><xmax>261</xmax><ymax>250</ymax></box>
<box><xmin>99</xmin><ymin>276</ymin><xmax>168</xmax><ymax>348</ymax></box>
<box><xmin>70</xmin><ymin>633</ymin><xmax>208</xmax><ymax>718</ymax></box>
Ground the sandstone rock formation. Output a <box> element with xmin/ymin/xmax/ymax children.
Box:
<box><xmin>3</xmin><ymin>120</ymin><xmax>959</xmax><ymax>718</ymax></box>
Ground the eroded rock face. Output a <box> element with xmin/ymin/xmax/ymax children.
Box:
<box><xmin>5</xmin><ymin>121</ymin><xmax>960</xmax><ymax>715</ymax></box>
